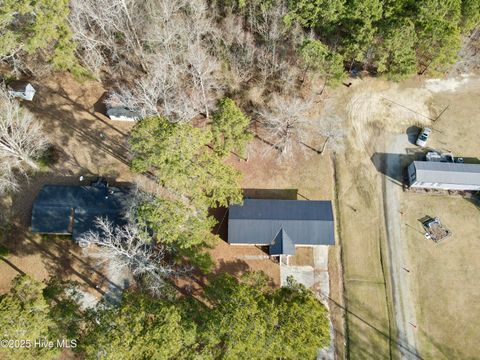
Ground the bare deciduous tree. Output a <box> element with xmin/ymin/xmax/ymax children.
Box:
<box><xmin>80</xmin><ymin>218</ymin><xmax>181</xmax><ymax>296</ymax></box>
<box><xmin>90</xmin><ymin>0</ymin><xmax>224</xmax><ymax>122</ymax></box>
<box><xmin>259</xmin><ymin>95</ymin><xmax>314</xmax><ymax>160</ymax></box>
<box><xmin>0</xmin><ymin>88</ymin><xmax>48</xmax><ymax>193</ymax></box>
<box><xmin>221</xmin><ymin>15</ymin><xmax>258</xmax><ymax>87</ymax></box>
<box><xmin>184</xmin><ymin>42</ymin><xmax>223</xmax><ymax>119</ymax></box>
<box><xmin>69</xmin><ymin>0</ymin><xmax>148</xmax><ymax>75</ymax></box>
<box><xmin>317</xmin><ymin>115</ymin><xmax>348</xmax><ymax>154</ymax></box>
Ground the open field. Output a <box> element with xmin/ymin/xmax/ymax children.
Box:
<box><xmin>335</xmin><ymin>146</ymin><xmax>393</xmax><ymax>359</ymax></box>
<box><xmin>401</xmin><ymin>194</ymin><xmax>480</xmax><ymax>359</ymax></box>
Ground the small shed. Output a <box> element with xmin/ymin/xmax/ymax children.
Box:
<box><xmin>228</xmin><ymin>199</ymin><xmax>335</xmax><ymax>256</ymax></box>
<box><xmin>407</xmin><ymin>161</ymin><xmax>480</xmax><ymax>191</ymax></box>
<box><xmin>8</xmin><ymin>81</ymin><xmax>36</xmax><ymax>101</ymax></box>
<box><xmin>106</xmin><ymin>105</ymin><xmax>140</xmax><ymax>121</ymax></box>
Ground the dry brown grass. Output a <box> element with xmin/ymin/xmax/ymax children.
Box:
<box><xmin>398</xmin><ymin>77</ymin><xmax>480</xmax><ymax>359</ymax></box>
<box><xmin>335</xmin><ymin>75</ymin><xmax>480</xmax><ymax>359</ymax></box>
<box><xmin>401</xmin><ymin>194</ymin><xmax>480</xmax><ymax>359</ymax></box>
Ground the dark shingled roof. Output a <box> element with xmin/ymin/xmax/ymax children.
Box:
<box><xmin>106</xmin><ymin>106</ymin><xmax>141</xmax><ymax>120</ymax></box>
<box><xmin>31</xmin><ymin>184</ymin><xmax>129</xmax><ymax>241</ymax></box>
<box><xmin>228</xmin><ymin>199</ymin><xmax>335</xmax><ymax>255</ymax></box>
<box><xmin>7</xmin><ymin>80</ymin><xmax>32</xmax><ymax>92</ymax></box>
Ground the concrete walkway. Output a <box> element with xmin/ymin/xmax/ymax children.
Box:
<box><xmin>280</xmin><ymin>246</ymin><xmax>334</xmax><ymax>360</ymax></box>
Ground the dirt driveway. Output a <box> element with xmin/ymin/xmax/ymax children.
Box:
<box><xmin>382</xmin><ymin>133</ymin><xmax>419</xmax><ymax>359</ymax></box>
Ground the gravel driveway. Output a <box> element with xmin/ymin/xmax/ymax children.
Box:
<box><xmin>383</xmin><ymin>134</ymin><xmax>419</xmax><ymax>359</ymax></box>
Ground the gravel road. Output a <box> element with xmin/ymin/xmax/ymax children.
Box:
<box><xmin>383</xmin><ymin>134</ymin><xmax>419</xmax><ymax>359</ymax></box>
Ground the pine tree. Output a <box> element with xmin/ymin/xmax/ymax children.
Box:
<box><xmin>0</xmin><ymin>0</ymin><xmax>84</xmax><ymax>74</ymax></box>
<box><xmin>0</xmin><ymin>276</ymin><xmax>58</xmax><ymax>360</ymax></box>
<box><xmin>212</xmin><ymin>97</ymin><xmax>253</xmax><ymax>158</ymax></box>
<box><xmin>129</xmin><ymin>116</ymin><xmax>243</xmax><ymax>209</ymax></box>
<box><xmin>80</xmin><ymin>292</ymin><xmax>197</xmax><ymax>360</ymax></box>
<box><xmin>299</xmin><ymin>39</ymin><xmax>346</xmax><ymax>85</ymax></box>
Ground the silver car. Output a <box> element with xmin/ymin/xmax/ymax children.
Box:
<box><xmin>416</xmin><ymin>127</ymin><xmax>432</xmax><ymax>147</ymax></box>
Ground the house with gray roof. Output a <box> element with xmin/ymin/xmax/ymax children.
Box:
<box><xmin>31</xmin><ymin>180</ymin><xmax>129</xmax><ymax>244</ymax></box>
<box><xmin>407</xmin><ymin>161</ymin><xmax>480</xmax><ymax>191</ymax></box>
<box><xmin>228</xmin><ymin>199</ymin><xmax>335</xmax><ymax>256</ymax></box>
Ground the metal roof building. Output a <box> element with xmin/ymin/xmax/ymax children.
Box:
<box><xmin>106</xmin><ymin>106</ymin><xmax>141</xmax><ymax>121</ymax></box>
<box><xmin>228</xmin><ymin>199</ymin><xmax>335</xmax><ymax>256</ymax></box>
<box><xmin>408</xmin><ymin>161</ymin><xmax>480</xmax><ymax>191</ymax></box>
<box><xmin>31</xmin><ymin>182</ymin><xmax>129</xmax><ymax>242</ymax></box>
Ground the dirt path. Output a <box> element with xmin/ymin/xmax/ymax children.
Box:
<box><xmin>382</xmin><ymin>134</ymin><xmax>419</xmax><ymax>359</ymax></box>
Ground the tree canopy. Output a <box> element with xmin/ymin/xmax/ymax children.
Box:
<box><xmin>80</xmin><ymin>292</ymin><xmax>197</xmax><ymax>360</ymax></box>
<box><xmin>129</xmin><ymin>116</ymin><xmax>243</xmax><ymax>209</ymax></box>
<box><xmin>197</xmin><ymin>273</ymin><xmax>330</xmax><ymax>359</ymax></box>
<box><xmin>77</xmin><ymin>273</ymin><xmax>330</xmax><ymax>360</ymax></box>
<box><xmin>299</xmin><ymin>39</ymin><xmax>346</xmax><ymax>85</ymax></box>
<box><xmin>134</xmin><ymin>194</ymin><xmax>218</xmax><ymax>272</ymax></box>
<box><xmin>0</xmin><ymin>276</ymin><xmax>58</xmax><ymax>360</ymax></box>
<box><xmin>212</xmin><ymin>97</ymin><xmax>253</xmax><ymax>158</ymax></box>
<box><xmin>286</xmin><ymin>0</ymin><xmax>476</xmax><ymax>78</ymax></box>
<box><xmin>0</xmin><ymin>0</ymin><xmax>83</xmax><ymax>74</ymax></box>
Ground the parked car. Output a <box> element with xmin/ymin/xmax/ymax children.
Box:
<box><xmin>416</xmin><ymin>127</ymin><xmax>431</xmax><ymax>147</ymax></box>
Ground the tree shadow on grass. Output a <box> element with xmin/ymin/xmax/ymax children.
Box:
<box><xmin>326</xmin><ymin>287</ymin><xmax>423</xmax><ymax>359</ymax></box>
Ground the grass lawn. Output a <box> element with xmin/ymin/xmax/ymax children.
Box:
<box><xmin>335</xmin><ymin>150</ymin><xmax>393</xmax><ymax>359</ymax></box>
<box><xmin>401</xmin><ymin>194</ymin><xmax>480</xmax><ymax>359</ymax></box>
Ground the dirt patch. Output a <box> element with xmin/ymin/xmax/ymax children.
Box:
<box><xmin>345</xmin><ymin>78</ymin><xmax>432</xmax><ymax>150</ymax></box>
<box><xmin>288</xmin><ymin>246</ymin><xmax>314</xmax><ymax>266</ymax></box>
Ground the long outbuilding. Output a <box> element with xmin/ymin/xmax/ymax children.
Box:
<box><xmin>228</xmin><ymin>199</ymin><xmax>335</xmax><ymax>256</ymax></box>
<box><xmin>407</xmin><ymin>161</ymin><xmax>480</xmax><ymax>191</ymax></box>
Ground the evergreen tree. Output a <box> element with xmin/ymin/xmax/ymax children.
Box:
<box><xmin>76</xmin><ymin>272</ymin><xmax>330</xmax><ymax>359</ymax></box>
<box><xmin>375</xmin><ymin>19</ymin><xmax>417</xmax><ymax>79</ymax></box>
<box><xmin>129</xmin><ymin>116</ymin><xmax>243</xmax><ymax>209</ymax></box>
<box><xmin>299</xmin><ymin>39</ymin><xmax>346</xmax><ymax>85</ymax></box>
<box><xmin>0</xmin><ymin>0</ymin><xmax>83</xmax><ymax>73</ymax></box>
<box><xmin>414</xmin><ymin>0</ymin><xmax>462</xmax><ymax>74</ymax></box>
<box><xmin>460</xmin><ymin>0</ymin><xmax>480</xmax><ymax>32</ymax></box>
<box><xmin>212</xmin><ymin>97</ymin><xmax>253</xmax><ymax>158</ymax></box>
<box><xmin>272</xmin><ymin>276</ymin><xmax>330</xmax><ymax>358</ymax></box>
<box><xmin>80</xmin><ymin>292</ymin><xmax>197</xmax><ymax>360</ymax></box>
<box><xmin>284</xmin><ymin>0</ymin><xmax>345</xmax><ymax>29</ymax></box>
<box><xmin>340</xmin><ymin>0</ymin><xmax>383</xmax><ymax>63</ymax></box>
<box><xmin>0</xmin><ymin>276</ymin><xmax>58</xmax><ymax>360</ymax></box>
<box><xmin>135</xmin><ymin>194</ymin><xmax>218</xmax><ymax>272</ymax></box>
<box><xmin>198</xmin><ymin>273</ymin><xmax>330</xmax><ymax>359</ymax></box>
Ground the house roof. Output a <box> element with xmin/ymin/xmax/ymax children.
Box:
<box><xmin>413</xmin><ymin>161</ymin><xmax>480</xmax><ymax>185</ymax></box>
<box><xmin>31</xmin><ymin>184</ymin><xmax>129</xmax><ymax>241</ymax></box>
<box><xmin>228</xmin><ymin>199</ymin><xmax>335</xmax><ymax>255</ymax></box>
<box><xmin>269</xmin><ymin>228</ymin><xmax>296</xmax><ymax>256</ymax></box>
<box><xmin>7</xmin><ymin>80</ymin><xmax>34</xmax><ymax>92</ymax></box>
<box><xmin>106</xmin><ymin>106</ymin><xmax>140</xmax><ymax>119</ymax></box>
